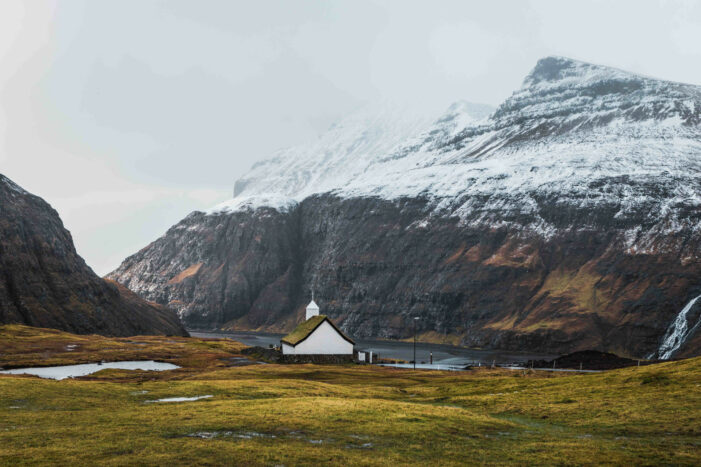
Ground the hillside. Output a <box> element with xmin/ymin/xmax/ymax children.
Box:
<box><xmin>0</xmin><ymin>174</ymin><xmax>187</xmax><ymax>337</ymax></box>
<box><xmin>109</xmin><ymin>57</ymin><xmax>701</xmax><ymax>358</ymax></box>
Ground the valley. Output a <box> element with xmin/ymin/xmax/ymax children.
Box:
<box><xmin>3</xmin><ymin>5</ymin><xmax>700</xmax><ymax>466</ymax></box>
<box><xmin>0</xmin><ymin>325</ymin><xmax>699</xmax><ymax>465</ymax></box>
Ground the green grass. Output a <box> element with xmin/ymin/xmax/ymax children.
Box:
<box><xmin>0</xmin><ymin>325</ymin><xmax>699</xmax><ymax>465</ymax></box>
<box><xmin>280</xmin><ymin>315</ymin><xmax>328</xmax><ymax>345</ymax></box>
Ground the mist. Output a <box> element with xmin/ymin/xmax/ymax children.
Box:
<box><xmin>1</xmin><ymin>0</ymin><xmax>699</xmax><ymax>274</ymax></box>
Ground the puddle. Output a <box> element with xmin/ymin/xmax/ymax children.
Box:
<box><xmin>185</xmin><ymin>428</ymin><xmax>340</xmax><ymax>445</ymax></box>
<box><xmin>147</xmin><ymin>395</ymin><xmax>213</xmax><ymax>403</ymax></box>
<box><xmin>65</xmin><ymin>345</ymin><xmax>78</xmax><ymax>352</ymax></box>
<box><xmin>379</xmin><ymin>363</ymin><xmax>467</xmax><ymax>371</ymax></box>
<box><xmin>0</xmin><ymin>361</ymin><xmax>179</xmax><ymax>380</ymax></box>
<box><xmin>188</xmin><ymin>432</ymin><xmax>220</xmax><ymax>439</ymax></box>
<box><xmin>222</xmin><ymin>357</ymin><xmax>263</xmax><ymax>367</ymax></box>
<box><xmin>345</xmin><ymin>442</ymin><xmax>373</xmax><ymax>449</ymax></box>
<box><xmin>232</xmin><ymin>431</ymin><xmax>276</xmax><ymax>439</ymax></box>
<box><xmin>187</xmin><ymin>431</ymin><xmax>276</xmax><ymax>439</ymax></box>
<box><xmin>130</xmin><ymin>390</ymin><xmax>149</xmax><ymax>395</ymax></box>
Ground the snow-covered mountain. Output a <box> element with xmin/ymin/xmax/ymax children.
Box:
<box><xmin>221</xmin><ymin>57</ymin><xmax>701</xmax><ymax>218</ymax></box>
<box><xmin>209</xmin><ymin>100</ymin><xmax>494</xmax><ymax>214</ymax></box>
<box><xmin>110</xmin><ymin>57</ymin><xmax>701</xmax><ymax>358</ymax></box>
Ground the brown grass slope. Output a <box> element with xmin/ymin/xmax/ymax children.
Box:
<box><xmin>0</xmin><ymin>325</ymin><xmax>699</xmax><ymax>465</ymax></box>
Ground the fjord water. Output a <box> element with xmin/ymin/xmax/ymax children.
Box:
<box><xmin>0</xmin><ymin>361</ymin><xmax>180</xmax><ymax>380</ymax></box>
<box><xmin>191</xmin><ymin>331</ymin><xmax>556</xmax><ymax>366</ymax></box>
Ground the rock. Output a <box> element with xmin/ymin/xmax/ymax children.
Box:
<box><xmin>528</xmin><ymin>350</ymin><xmax>649</xmax><ymax>370</ymax></box>
<box><xmin>0</xmin><ymin>174</ymin><xmax>187</xmax><ymax>337</ymax></box>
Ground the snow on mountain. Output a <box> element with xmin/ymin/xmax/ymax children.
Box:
<box><xmin>215</xmin><ymin>100</ymin><xmax>494</xmax><ymax>212</ymax></box>
<box><xmin>214</xmin><ymin>56</ymin><xmax>701</xmax><ymax>245</ymax></box>
<box><xmin>205</xmin><ymin>194</ymin><xmax>299</xmax><ymax>215</ymax></box>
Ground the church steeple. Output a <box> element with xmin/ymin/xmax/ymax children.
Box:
<box><xmin>306</xmin><ymin>290</ymin><xmax>320</xmax><ymax>320</ymax></box>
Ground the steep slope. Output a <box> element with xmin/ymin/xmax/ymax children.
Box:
<box><xmin>226</xmin><ymin>101</ymin><xmax>487</xmax><ymax>208</ymax></box>
<box><xmin>0</xmin><ymin>174</ymin><xmax>187</xmax><ymax>336</ymax></box>
<box><xmin>110</xmin><ymin>57</ymin><xmax>701</xmax><ymax>358</ymax></box>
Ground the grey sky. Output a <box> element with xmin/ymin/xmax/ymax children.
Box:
<box><xmin>1</xmin><ymin>0</ymin><xmax>700</xmax><ymax>275</ymax></box>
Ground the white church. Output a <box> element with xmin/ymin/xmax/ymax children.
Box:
<box><xmin>280</xmin><ymin>296</ymin><xmax>355</xmax><ymax>356</ymax></box>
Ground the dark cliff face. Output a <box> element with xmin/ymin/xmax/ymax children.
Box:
<box><xmin>0</xmin><ymin>174</ymin><xmax>187</xmax><ymax>337</ymax></box>
<box><xmin>111</xmin><ymin>207</ymin><xmax>302</xmax><ymax>331</ymax></box>
<box><xmin>298</xmin><ymin>196</ymin><xmax>700</xmax><ymax>358</ymax></box>
<box><xmin>109</xmin><ymin>57</ymin><xmax>701</xmax><ymax>358</ymax></box>
<box><xmin>109</xmin><ymin>193</ymin><xmax>700</xmax><ymax>358</ymax></box>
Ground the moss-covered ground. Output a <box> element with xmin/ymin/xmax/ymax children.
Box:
<box><xmin>0</xmin><ymin>325</ymin><xmax>699</xmax><ymax>465</ymax></box>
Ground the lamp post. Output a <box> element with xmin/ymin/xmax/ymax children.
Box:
<box><xmin>413</xmin><ymin>317</ymin><xmax>419</xmax><ymax>369</ymax></box>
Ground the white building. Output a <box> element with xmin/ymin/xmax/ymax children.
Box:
<box><xmin>281</xmin><ymin>299</ymin><xmax>354</xmax><ymax>355</ymax></box>
<box><xmin>305</xmin><ymin>299</ymin><xmax>320</xmax><ymax>320</ymax></box>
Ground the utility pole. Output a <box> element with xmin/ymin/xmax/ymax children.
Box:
<box><xmin>413</xmin><ymin>317</ymin><xmax>419</xmax><ymax>369</ymax></box>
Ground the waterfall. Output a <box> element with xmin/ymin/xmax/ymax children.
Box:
<box><xmin>656</xmin><ymin>294</ymin><xmax>701</xmax><ymax>360</ymax></box>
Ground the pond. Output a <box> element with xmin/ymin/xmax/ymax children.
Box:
<box><xmin>146</xmin><ymin>395</ymin><xmax>213</xmax><ymax>403</ymax></box>
<box><xmin>0</xmin><ymin>361</ymin><xmax>180</xmax><ymax>380</ymax></box>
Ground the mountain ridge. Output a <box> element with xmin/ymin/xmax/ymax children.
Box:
<box><xmin>109</xmin><ymin>57</ymin><xmax>701</xmax><ymax>358</ymax></box>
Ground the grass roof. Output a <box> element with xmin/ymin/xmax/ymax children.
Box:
<box><xmin>281</xmin><ymin>315</ymin><xmax>354</xmax><ymax>346</ymax></box>
<box><xmin>281</xmin><ymin>315</ymin><xmax>327</xmax><ymax>346</ymax></box>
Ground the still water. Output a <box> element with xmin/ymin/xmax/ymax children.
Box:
<box><xmin>190</xmin><ymin>330</ymin><xmax>557</xmax><ymax>367</ymax></box>
<box><xmin>0</xmin><ymin>361</ymin><xmax>180</xmax><ymax>380</ymax></box>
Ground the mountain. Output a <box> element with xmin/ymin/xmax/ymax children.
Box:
<box><xmin>109</xmin><ymin>57</ymin><xmax>701</xmax><ymax>358</ymax></box>
<box><xmin>0</xmin><ymin>174</ymin><xmax>187</xmax><ymax>337</ymax></box>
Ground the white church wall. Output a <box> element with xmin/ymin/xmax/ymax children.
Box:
<box><xmin>286</xmin><ymin>321</ymin><xmax>354</xmax><ymax>355</ymax></box>
<box><xmin>281</xmin><ymin>342</ymin><xmax>295</xmax><ymax>355</ymax></box>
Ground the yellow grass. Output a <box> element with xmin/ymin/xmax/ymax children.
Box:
<box><xmin>0</xmin><ymin>325</ymin><xmax>699</xmax><ymax>465</ymax></box>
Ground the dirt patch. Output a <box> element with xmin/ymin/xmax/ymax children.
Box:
<box><xmin>167</xmin><ymin>263</ymin><xmax>203</xmax><ymax>285</ymax></box>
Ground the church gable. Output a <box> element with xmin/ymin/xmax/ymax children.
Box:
<box><xmin>281</xmin><ymin>315</ymin><xmax>327</xmax><ymax>346</ymax></box>
<box><xmin>281</xmin><ymin>296</ymin><xmax>355</xmax><ymax>356</ymax></box>
<box><xmin>281</xmin><ymin>315</ymin><xmax>355</xmax><ymax>347</ymax></box>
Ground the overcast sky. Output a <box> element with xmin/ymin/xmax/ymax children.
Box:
<box><xmin>1</xmin><ymin>0</ymin><xmax>700</xmax><ymax>275</ymax></box>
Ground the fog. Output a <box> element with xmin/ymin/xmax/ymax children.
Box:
<box><xmin>1</xmin><ymin>0</ymin><xmax>699</xmax><ymax>274</ymax></box>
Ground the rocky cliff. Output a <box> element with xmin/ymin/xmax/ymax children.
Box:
<box><xmin>109</xmin><ymin>57</ymin><xmax>701</xmax><ymax>358</ymax></box>
<box><xmin>0</xmin><ymin>174</ymin><xmax>187</xmax><ymax>337</ymax></box>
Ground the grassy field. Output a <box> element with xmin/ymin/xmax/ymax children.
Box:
<box><xmin>0</xmin><ymin>325</ymin><xmax>699</xmax><ymax>465</ymax></box>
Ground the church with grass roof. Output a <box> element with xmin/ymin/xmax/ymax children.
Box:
<box><xmin>280</xmin><ymin>296</ymin><xmax>355</xmax><ymax>356</ymax></box>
